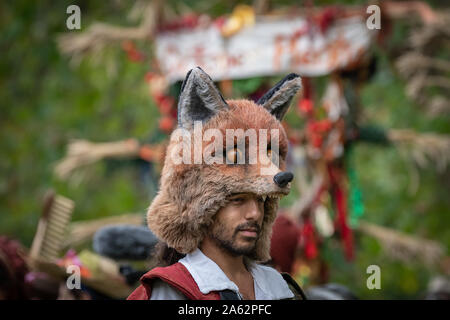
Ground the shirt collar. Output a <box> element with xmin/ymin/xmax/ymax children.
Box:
<box><xmin>178</xmin><ymin>248</ymin><xmax>293</xmax><ymax>299</ymax></box>
<box><xmin>179</xmin><ymin>248</ymin><xmax>240</xmax><ymax>294</ymax></box>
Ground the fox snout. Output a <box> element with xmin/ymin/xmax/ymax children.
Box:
<box><xmin>273</xmin><ymin>171</ymin><xmax>294</xmax><ymax>188</ymax></box>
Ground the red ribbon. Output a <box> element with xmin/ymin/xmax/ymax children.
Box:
<box><xmin>328</xmin><ymin>165</ymin><xmax>354</xmax><ymax>261</ymax></box>
<box><xmin>300</xmin><ymin>219</ymin><xmax>318</xmax><ymax>260</ymax></box>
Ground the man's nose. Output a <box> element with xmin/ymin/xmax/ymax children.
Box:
<box><xmin>245</xmin><ymin>198</ymin><xmax>263</xmax><ymax>221</ymax></box>
<box><xmin>273</xmin><ymin>171</ymin><xmax>294</xmax><ymax>188</ymax></box>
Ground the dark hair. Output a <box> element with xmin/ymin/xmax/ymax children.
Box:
<box><xmin>153</xmin><ymin>241</ymin><xmax>186</xmax><ymax>267</ymax></box>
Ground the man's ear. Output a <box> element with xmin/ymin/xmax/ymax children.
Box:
<box><xmin>257</xmin><ymin>73</ymin><xmax>302</xmax><ymax>120</ymax></box>
<box><xmin>177</xmin><ymin>67</ymin><xmax>229</xmax><ymax>130</ymax></box>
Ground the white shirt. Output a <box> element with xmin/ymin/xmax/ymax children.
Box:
<box><xmin>150</xmin><ymin>248</ymin><xmax>294</xmax><ymax>300</ymax></box>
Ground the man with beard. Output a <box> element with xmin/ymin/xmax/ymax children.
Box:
<box><xmin>127</xmin><ymin>68</ymin><xmax>306</xmax><ymax>300</ymax></box>
<box><xmin>129</xmin><ymin>193</ymin><xmax>304</xmax><ymax>300</ymax></box>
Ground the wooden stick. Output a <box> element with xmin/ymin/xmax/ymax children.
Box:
<box><xmin>357</xmin><ymin>220</ymin><xmax>445</xmax><ymax>267</ymax></box>
<box><xmin>63</xmin><ymin>214</ymin><xmax>144</xmax><ymax>248</ymax></box>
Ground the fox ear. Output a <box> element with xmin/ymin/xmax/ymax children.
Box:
<box><xmin>257</xmin><ymin>73</ymin><xmax>302</xmax><ymax>120</ymax></box>
<box><xmin>177</xmin><ymin>67</ymin><xmax>228</xmax><ymax>129</ymax></box>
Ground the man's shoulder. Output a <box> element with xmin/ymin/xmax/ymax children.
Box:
<box><xmin>150</xmin><ymin>278</ymin><xmax>188</xmax><ymax>300</ymax></box>
<box><xmin>252</xmin><ymin>263</ymin><xmax>306</xmax><ymax>300</ymax></box>
<box><xmin>140</xmin><ymin>262</ymin><xmax>194</xmax><ymax>293</ymax></box>
<box><xmin>134</xmin><ymin>263</ymin><xmax>221</xmax><ymax>300</ymax></box>
<box><xmin>279</xmin><ymin>272</ymin><xmax>307</xmax><ymax>300</ymax></box>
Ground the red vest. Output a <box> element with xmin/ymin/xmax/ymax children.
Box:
<box><xmin>127</xmin><ymin>262</ymin><xmax>221</xmax><ymax>300</ymax></box>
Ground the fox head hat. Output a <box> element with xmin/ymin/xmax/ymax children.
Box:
<box><xmin>147</xmin><ymin>67</ymin><xmax>302</xmax><ymax>262</ymax></box>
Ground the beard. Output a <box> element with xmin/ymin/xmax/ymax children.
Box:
<box><xmin>210</xmin><ymin>220</ymin><xmax>261</xmax><ymax>257</ymax></box>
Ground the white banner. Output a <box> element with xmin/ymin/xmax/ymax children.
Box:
<box><xmin>155</xmin><ymin>16</ymin><xmax>376</xmax><ymax>82</ymax></box>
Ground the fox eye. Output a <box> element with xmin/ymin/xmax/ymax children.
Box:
<box><xmin>225</xmin><ymin>147</ymin><xmax>243</xmax><ymax>164</ymax></box>
<box><xmin>267</xmin><ymin>148</ymin><xmax>280</xmax><ymax>163</ymax></box>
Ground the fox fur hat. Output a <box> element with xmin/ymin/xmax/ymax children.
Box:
<box><xmin>147</xmin><ymin>67</ymin><xmax>302</xmax><ymax>262</ymax></box>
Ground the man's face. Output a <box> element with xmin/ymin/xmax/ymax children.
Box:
<box><xmin>209</xmin><ymin>193</ymin><xmax>265</xmax><ymax>256</ymax></box>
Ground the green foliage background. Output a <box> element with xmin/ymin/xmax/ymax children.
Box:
<box><xmin>0</xmin><ymin>0</ymin><xmax>448</xmax><ymax>299</ymax></box>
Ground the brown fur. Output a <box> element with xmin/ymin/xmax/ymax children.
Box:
<box><xmin>147</xmin><ymin>99</ymin><xmax>292</xmax><ymax>262</ymax></box>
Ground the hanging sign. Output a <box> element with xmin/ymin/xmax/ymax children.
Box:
<box><xmin>155</xmin><ymin>15</ymin><xmax>376</xmax><ymax>82</ymax></box>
